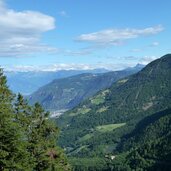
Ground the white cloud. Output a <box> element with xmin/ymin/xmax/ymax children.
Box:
<box><xmin>0</xmin><ymin>0</ymin><xmax>57</xmax><ymax>57</ymax></box>
<box><xmin>3</xmin><ymin>62</ymin><xmax>140</xmax><ymax>72</ymax></box>
<box><xmin>139</xmin><ymin>56</ymin><xmax>159</xmax><ymax>65</ymax></box>
<box><xmin>76</xmin><ymin>25</ymin><xmax>164</xmax><ymax>46</ymax></box>
<box><xmin>4</xmin><ymin>54</ymin><xmax>160</xmax><ymax>72</ymax></box>
<box><xmin>3</xmin><ymin>64</ymin><xmax>96</xmax><ymax>72</ymax></box>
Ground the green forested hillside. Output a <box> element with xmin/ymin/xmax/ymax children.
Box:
<box><xmin>69</xmin><ymin>108</ymin><xmax>171</xmax><ymax>170</ymax></box>
<box><xmin>28</xmin><ymin>68</ymin><xmax>141</xmax><ymax>111</ymax></box>
<box><xmin>111</xmin><ymin>108</ymin><xmax>171</xmax><ymax>171</ymax></box>
<box><xmin>56</xmin><ymin>54</ymin><xmax>171</xmax><ymax>170</ymax></box>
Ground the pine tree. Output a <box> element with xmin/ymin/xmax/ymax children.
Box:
<box><xmin>27</xmin><ymin>103</ymin><xmax>70</xmax><ymax>170</ymax></box>
<box><xmin>14</xmin><ymin>93</ymin><xmax>35</xmax><ymax>169</ymax></box>
<box><xmin>0</xmin><ymin>69</ymin><xmax>70</xmax><ymax>170</ymax></box>
<box><xmin>14</xmin><ymin>95</ymin><xmax>71</xmax><ymax>170</ymax></box>
<box><xmin>0</xmin><ymin>69</ymin><xmax>30</xmax><ymax>170</ymax></box>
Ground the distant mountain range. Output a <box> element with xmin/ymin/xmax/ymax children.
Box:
<box><xmin>5</xmin><ymin>68</ymin><xmax>109</xmax><ymax>95</ymax></box>
<box><xmin>56</xmin><ymin>54</ymin><xmax>171</xmax><ymax>170</ymax></box>
<box><xmin>28</xmin><ymin>64</ymin><xmax>144</xmax><ymax>111</ymax></box>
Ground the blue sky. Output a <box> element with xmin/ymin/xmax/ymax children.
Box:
<box><xmin>0</xmin><ymin>0</ymin><xmax>170</xmax><ymax>71</ymax></box>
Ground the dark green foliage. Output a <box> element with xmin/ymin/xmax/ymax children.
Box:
<box><xmin>115</xmin><ymin>108</ymin><xmax>171</xmax><ymax>171</ymax></box>
<box><xmin>0</xmin><ymin>69</ymin><xmax>31</xmax><ymax>170</ymax></box>
<box><xmin>0</xmin><ymin>69</ymin><xmax>70</xmax><ymax>170</ymax></box>
<box><xmin>69</xmin><ymin>157</ymin><xmax>109</xmax><ymax>171</ymax></box>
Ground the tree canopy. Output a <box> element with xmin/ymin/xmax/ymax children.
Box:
<box><xmin>0</xmin><ymin>69</ymin><xmax>70</xmax><ymax>170</ymax></box>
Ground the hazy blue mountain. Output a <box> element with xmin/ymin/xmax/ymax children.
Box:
<box><xmin>5</xmin><ymin>68</ymin><xmax>109</xmax><ymax>95</ymax></box>
<box><xmin>28</xmin><ymin>65</ymin><xmax>143</xmax><ymax>111</ymax></box>
<box><xmin>125</xmin><ymin>63</ymin><xmax>145</xmax><ymax>71</ymax></box>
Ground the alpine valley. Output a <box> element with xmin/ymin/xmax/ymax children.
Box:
<box><xmin>1</xmin><ymin>0</ymin><xmax>171</xmax><ymax>170</ymax></box>
<box><xmin>56</xmin><ymin>54</ymin><xmax>171</xmax><ymax>170</ymax></box>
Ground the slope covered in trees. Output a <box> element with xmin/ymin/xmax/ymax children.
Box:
<box><xmin>69</xmin><ymin>108</ymin><xmax>171</xmax><ymax>171</ymax></box>
<box><xmin>111</xmin><ymin>108</ymin><xmax>171</xmax><ymax>171</ymax></box>
<box><xmin>56</xmin><ymin>54</ymin><xmax>171</xmax><ymax>170</ymax></box>
<box><xmin>28</xmin><ymin>66</ymin><xmax>142</xmax><ymax>111</ymax></box>
<box><xmin>0</xmin><ymin>69</ymin><xmax>70</xmax><ymax>170</ymax></box>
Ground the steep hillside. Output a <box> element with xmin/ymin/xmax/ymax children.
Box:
<box><xmin>112</xmin><ymin>108</ymin><xmax>171</xmax><ymax>171</ymax></box>
<box><xmin>57</xmin><ymin>54</ymin><xmax>171</xmax><ymax>158</ymax></box>
<box><xmin>28</xmin><ymin>67</ymin><xmax>141</xmax><ymax>111</ymax></box>
<box><xmin>69</xmin><ymin>108</ymin><xmax>171</xmax><ymax>171</ymax></box>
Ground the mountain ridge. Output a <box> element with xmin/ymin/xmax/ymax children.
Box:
<box><xmin>5</xmin><ymin>68</ymin><xmax>110</xmax><ymax>95</ymax></box>
<box><xmin>28</xmin><ymin>65</ymin><xmax>144</xmax><ymax>111</ymax></box>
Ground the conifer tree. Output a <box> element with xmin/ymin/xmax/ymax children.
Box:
<box><xmin>0</xmin><ymin>69</ymin><xmax>70</xmax><ymax>170</ymax></box>
<box><xmin>14</xmin><ymin>94</ymin><xmax>71</xmax><ymax>170</ymax></box>
<box><xmin>27</xmin><ymin>103</ymin><xmax>70</xmax><ymax>170</ymax></box>
<box><xmin>0</xmin><ymin>69</ymin><xmax>30</xmax><ymax>170</ymax></box>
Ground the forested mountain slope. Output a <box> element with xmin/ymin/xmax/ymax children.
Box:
<box><xmin>57</xmin><ymin>54</ymin><xmax>171</xmax><ymax>160</ymax></box>
<box><xmin>69</xmin><ymin>108</ymin><xmax>171</xmax><ymax>171</ymax></box>
<box><xmin>111</xmin><ymin>108</ymin><xmax>171</xmax><ymax>171</ymax></box>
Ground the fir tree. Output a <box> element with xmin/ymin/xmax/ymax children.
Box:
<box><xmin>27</xmin><ymin>103</ymin><xmax>70</xmax><ymax>170</ymax></box>
<box><xmin>0</xmin><ymin>69</ymin><xmax>30</xmax><ymax>170</ymax></box>
<box><xmin>0</xmin><ymin>69</ymin><xmax>70</xmax><ymax>170</ymax></box>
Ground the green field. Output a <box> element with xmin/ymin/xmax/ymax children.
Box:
<box><xmin>90</xmin><ymin>89</ymin><xmax>110</xmax><ymax>105</ymax></box>
<box><xmin>78</xmin><ymin>133</ymin><xmax>93</xmax><ymax>142</ymax></box>
<box><xmin>97</xmin><ymin>106</ymin><xmax>108</xmax><ymax>113</ymax></box>
<box><xmin>96</xmin><ymin>123</ymin><xmax>126</xmax><ymax>133</ymax></box>
<box><xmin>78</xmin><ymin>123</ymin><xmax>126</xmax><ymax>143</ymax></box>
<box><xmin>91</xmin><ymin>96</ymin><xmax>105</xmax><ymax>105</ymax></box>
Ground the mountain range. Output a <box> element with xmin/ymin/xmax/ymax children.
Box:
<box><xmin>5</xmin><ymin>68</ymin><xmax>109</xmax><ymax>95</ymax></box>
<box><xmin>28</xmin><ymin>65</ymin><xmax>143</xmax><ymax>111</ymax></box>
<box><xmin>56</xmin><ymin>54</ymin><xmax>171</xmax><ymax>170</ymax></box>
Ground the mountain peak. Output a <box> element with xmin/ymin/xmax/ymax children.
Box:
<box><xmin>135</xmin><ymin>63</ymin><xmax>144</xmax><ymax>68</ymax></box>
<box><xmin>139</xmin><ymin>54</ymin><xmax>171</xmax><ymax>76</ymax></box>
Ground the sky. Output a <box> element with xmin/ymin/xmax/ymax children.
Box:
<box><xmin>0</xmin><ymin>0</ymin><xmax>170</xmax><ymax>71</ymax></box>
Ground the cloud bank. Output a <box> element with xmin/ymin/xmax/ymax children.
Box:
<box><xmin>0</xmin><ymin>0</ymin><xmax>57</xmax><ymax>57</ymax></box>
<box><xmin>76</xmin><ymin>25</ymin><xmax>164</xmax><ymax>46</ymax></box>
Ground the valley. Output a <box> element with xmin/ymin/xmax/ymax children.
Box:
<box><xmin>1</xmin><ymin>54</ymin><xmax>171</xmax><ymax>171</ymax></box>
<box><xmin>0</xmin><ymin>0</ymin><xmax>170</xmax><ymax>170</ymax></box>
<box><xmin>28</xmin><ymin>65</ymin><xmax>143</xmax><ymax>112</ymax></box>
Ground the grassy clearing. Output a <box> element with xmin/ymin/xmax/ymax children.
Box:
<box><xmin>91</xmin><ymin>93</ymin><xmax>105</xmax><ymax>105</ymax></box>
<box><xmin>78</xmin><ymin>123</ymin><xmax>126</xmax><ymax>143</ymax></box>
<box><xmin>96</xmin><ymin>123</ymin><xmax>126</xmax><ymax>133</ymax></box>
<box><xmin>78</xmin><ymin>133</ymin><xmax>93</xmax><ymax>142</ymax></box>
<box><xmin>91</xmin><ymin>97</ymin><xmax>104</xmax><ymax>105</ymax></box>
<box><xmin>97</xmin><ymin>106</ymin><xmax>108</xmax><ymax>113</ymax></box>
<box><xmin>91</xmin><ymin>89</ymin><xmax>110</xmax><ymax>105</ymax></box>
<box><xmin>118</xmin><ymin>79</ymin><xmax>128</xmax><ymax>83</ymax></box>
<box><xmin>69</xmin><ymin>108</ymin><xmax>91</xmax><ymax>116</ymax></box>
